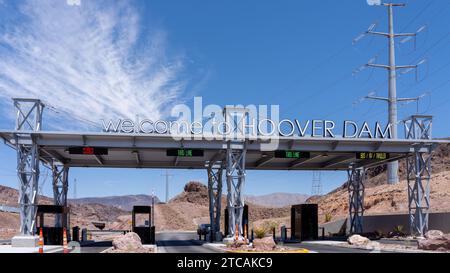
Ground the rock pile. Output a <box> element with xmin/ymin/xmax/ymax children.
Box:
<box><xmin>106</xmin><ymin>232</ymin><xmax>154</xmax><ymax>253</ymax></box>
<box><xmin>418</xmin><ymin>230</ymin><xmax>450</xmax><ymax>252</ymax></box>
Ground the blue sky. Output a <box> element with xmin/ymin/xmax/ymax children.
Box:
<box><xmin>0</xmin><ymin>0</ymin><xmax>449</xmax><ymax>199</ymax></box>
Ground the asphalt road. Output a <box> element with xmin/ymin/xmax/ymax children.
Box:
<box><xmin>156</xmin><ymin>232</ymin><xmax>223</xmax><ymax>253</ymax></box>
<box><xmin>0</xmin><ymin>240</ymin><xmax>11</xmax><ymax>245</ymax></box>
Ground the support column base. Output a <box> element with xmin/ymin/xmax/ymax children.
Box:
<box><xmin>11</xmin><ymin>235</ymin><xmax>39</xmax><ymax>248</ymax></box>
<box><xmin>223</xmin><ymin>236</ymin><xmax>246</xmax><ymax>244</ymax></box>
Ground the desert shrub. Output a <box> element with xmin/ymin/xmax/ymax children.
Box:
<box><xmin>325</xmin><ymin>213</ymin><xmax>332</xmax><ymax>223</ymax></box>
<box><xmin>393</xmin><ymin>225</ymin><xmax>404</xmax><ymax>234</ymax></box>
<box><xmin>254</xmin><ymin>227</ymin><xmax>267</xmax><ymax>239</ymax></box>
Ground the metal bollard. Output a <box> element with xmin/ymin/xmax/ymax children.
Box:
<box><xmin>281</xmin><ymin>225</ymin><xmax>286</xmax><ymax>242</ymax></box>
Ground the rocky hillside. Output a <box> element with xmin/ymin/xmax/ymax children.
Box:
<box><xmin>69</xmin><ymin>194</ymin><xmax>161</xmax><ymax>211</ymax></box>
<box><xmin>0</xmin><ymin>184</ymin><xmax>52</xmax><ymax>206</ymax></box>
<box><xmin>166</xmin><ymin>181</ymin><xmax>290</xmax><ymax>230</ymax></box>
<box><xmin>245</xmin><ymin>193</ymin><xmax>309</xmax><ymax>207</ymax></box>
<box><xmin>0</xmin><ymin>181</ymin><xmax>293</xmax><ymax>237</ymax></box>
<box><xmin>308</xmin><ymin>142</ymin><xmax>450</xmax><ymax>224</ymax></box>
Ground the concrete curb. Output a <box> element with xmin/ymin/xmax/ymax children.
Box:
<box><xmin>203</xmin><ymin>243</ymin><xmax>226</xmax><ymax>253</ymax></box>
<box><xmin>303</xmin><ymin>240</ymin><xmax>439</xmax><ymax>253</ymax></box>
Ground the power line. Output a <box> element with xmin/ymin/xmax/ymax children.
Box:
<box><xmin>282</xmin><ymin>1</ymin><xmax>438</xmax><ymax>117</ymax></box>
<box><xmin>43</xmin><ymin>101</ymin><xmax>102</xmax><ymax>129</ymax></box>
<box><xmin>321</xmin><ymin>26</ymin><xmax>450</xmax><ymax>122</ymax></box>
<box><xmin>261</xmin><ymin>44</ymin><xmax>350</xmax><ymax>105</ymax></box>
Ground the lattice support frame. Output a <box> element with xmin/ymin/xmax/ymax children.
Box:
<box><xmin>207</xmin><ymin>160</ymin><xmax>223</xmax><ymax>242</ymax></box>
<box><xmin>14</xmin><ymin>99</ymin><xmax>44</xmax><ymax>236</ymax></box>
<box><xmin>404</xmin><ymin>115</ymin><xmax>433</xmax><ymax>236</ymax></box>
<box><xmin>52</xmin><ymin>164</ymin><xmax>69</xmax><ymax>227</ymax></box>
<box><xmin>225</xmin><ymin>141</ymin><xmax>246</xmax><ymax>238</ymax></box>
<box><xmin>348</xmin><ymin>167</ymin><xmax>365</xmax><ymax>235</ymax></box>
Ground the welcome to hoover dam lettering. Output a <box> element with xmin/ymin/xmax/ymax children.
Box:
<box><xmin>101</xmin><ymin>117</ymin><xmax>392</xmax><ymax>140</ymax></box>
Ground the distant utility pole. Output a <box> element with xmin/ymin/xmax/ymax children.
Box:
<box><xmin>311</xmin><ymin>171</ymin><xmax>323</xmax><ymax>196</ymax></box>
<box><xmin>151</xmin><ymin>188</ymin><xmax>155</xmax><ymax>226</ymax></box>
<box><xmin>161</xmin><ymin>170</ymin><xmax>173</xmax><ymax>203</ymax></box>
<box><xmin>365</xmin><ymin>3</ymin><xmax>421</xmax><ymax>185</ymax></box>
<box><xmin>73</xmin><ymin>178</ymin><xmax>77</xmax><ymax>199</ymax></box>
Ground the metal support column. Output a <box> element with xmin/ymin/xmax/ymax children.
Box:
<box><xmin>222</xmin><ymin>106</ymin><xmax>248</xmax><ymax>239</ymax></box>
<box><xmin>13</xmin><ymin>99</ymin><xmax>44</xmax><ymax>244</ymax></box>
<box><xmin>225</xmin><ymin>141</ymin><xmax>246</xmax><ymax>238</ymax></box>
<box><xmin>207</xmin><ymin>160</ymin><xmax>223</xmax><ymax>242</ymax></box>
<box><xmin>348</xmin><ymin>166</ymin><xmax>365</xmax><ymax>234</ymax></box>
<box><xmin>404</xmin><ymin>115</ymin><xmax>433</xmax><ymax>236</ymax></box>
<box><xmin>52</xmin><ymin>164</ymin><xmax>69</xmax><ymax>227</ymax></box>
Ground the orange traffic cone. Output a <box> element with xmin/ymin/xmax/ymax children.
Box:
<box><xmin>235</xmin><ymin>224</ymin><xmax>239</xmax><ymax>241</ymax></box>
<box><xmin>38</xmin><ymin>227</ymin><xmax>44</xmax><ymax>254</ymax></box>
<box><xmin>244</xmin><ymin>224</ymin><xmax>248</xmax><ymax>244</ymax></box>
<box><xmin>63</xmin><ymin>227</ymin><xmax>68</xmax><ymax>254</ymax></box>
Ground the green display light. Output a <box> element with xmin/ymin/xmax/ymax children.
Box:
<box><xmin>274</xmin><ymin>150</ymin><xmax>311</xmax><ymax>159</ymax></box>
<box><xmin>166</xmin><ymin>149</ymin><xmax>204</xmax><ymax>157</ymax></box>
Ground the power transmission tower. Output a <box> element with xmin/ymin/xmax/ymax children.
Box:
<box><xmin>161</xmin><ymin>170</ymin><xmax>173</xmax><ymax>203</ymax></box>
<box><xmin>365</xmin><ymin>3</ymin><xmax>421</xmax><ymax>185</ymax></box>
<box><xmin>151</xmin><ymin>188</ymin><xmax>155</xmax><ymax>226</ymax></box>
<box><xmin>311</xmin><ymin>171</ymin><xmax>323</xmax><ymax>196</ymax></box>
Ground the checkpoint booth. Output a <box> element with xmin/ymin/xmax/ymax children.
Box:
<box><xmin>132</xmin><ymin>206</ymin><xmax>155</xmax><ymax>244</ymax></box>
<box><xmin>36</xmin><ymin>205</ymin><xmax>70</xmax><ymax>245</ymax></box>
<box><xmin>291</xmin><ymin>204</ymin><xmax>318</xmax><ymax>241</ymax></box>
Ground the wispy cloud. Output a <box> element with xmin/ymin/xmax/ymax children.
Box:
<box><xmin>0</xmin><ymin>0</ymin><xmax>186</xmax><ymax>130</ymax></box>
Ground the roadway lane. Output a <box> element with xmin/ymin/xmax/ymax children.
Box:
<box><xmin>156</xmin><ymin>231</ymin><xmax>223</xmax><ymax>253</ymax></box>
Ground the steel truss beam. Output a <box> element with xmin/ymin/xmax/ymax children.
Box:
<box><xmin>52</xmin><ymin>164</ymin><xmax>69</xmax><ymax>227</ymax></box>
<box><xmin>404</xmin><ymin>115</ymin><xmax>433</xmax><ymax>236</ymax></box>
<box><xmin>14</xmin><ymin>99</ymin><xmax>44</xmax><ymax>236</ymax></box>
<box><xmin>348</xmin><ymin>166</ymin><xmax>365</xmax><ymax>234</ymax></box>
<box><xmin>207</xmin><ymin>159</ymin><xmax>223</xmax><ymax>242</ymax></box>
<box><xmin>225</xmin><ymin>141</ymin><xmax>247</xmax><ymax>237</ymax></box>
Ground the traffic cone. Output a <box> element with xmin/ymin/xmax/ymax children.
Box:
<box><xmin>244</xmin><ymin>224</ymin><xmax>248</xmax><ymax>244</ymax></box>
<box><xmin>63</xmin><ymin>227</ymin><xmax>68</xmax><ymax>254</ymax></box>
<box><xmin>38</xmin><ymin>227</ymin><xmax>44</xmax><ymax>254</ymax></box>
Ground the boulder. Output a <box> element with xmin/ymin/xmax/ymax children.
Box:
<box><xmin>229</xmin><ymin>240</ymin><xmax>247</xmax><ymax>249</ymax></box>
<box><xmin>184</xmin><ymin>181</ymin><xmax>207</xmax><ymax>193</ymax></box>
<box><xmin>253</xmin><ymin>237</ymin><xmax>276</xmax><ymax>251</ymax></box>
<box><xmin>424</xmin><ymin>230</ymin><xmax>445</xmax><ymax>240</ymax></box>
<box><xmin>112</xmin><ymin>232</ymin><xmax>143</xmax><ymax>251</ymax></box>
<box><xmin>418</xmin><ymin>234</ymin><xmax>450</xmax><ymax>251</ymax></box>
<box><xmin>347</xmin><ymin>235</ymin><xmax>370</xmax><ymax>246</ymax></box>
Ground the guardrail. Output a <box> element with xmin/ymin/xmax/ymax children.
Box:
<box><xmin>0</xmin><ymin>205</ymin><xmax>20</xmax><ymax>213</ymax></box>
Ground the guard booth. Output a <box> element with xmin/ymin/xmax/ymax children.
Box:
<box><xmin>132</xmin><ymin>206</ymin><xmax>155</xmax><ymax>244</ymax></box>
<box><xmin>36</xmin><ymin>205</ymin><xmax>70</xmax><ymax>245</ymax></box>
<box><xmin>291</xmin><ymin>204</ymin><xmax>318</xmax><ymax>241</ymax></box>
<box><xmin>224</xmin><ymin>204</ymin><xmax>248</xmax><ymax>237</ymax></box>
